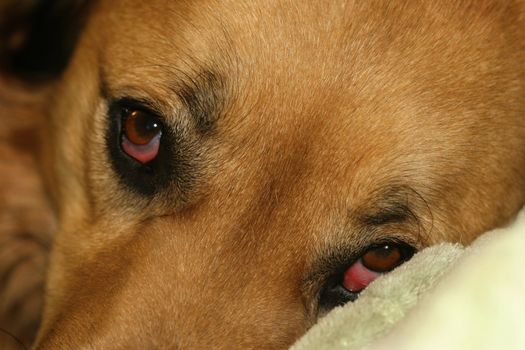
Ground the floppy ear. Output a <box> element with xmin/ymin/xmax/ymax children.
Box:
<box><xmin>0</xmin><ymin>0</ymin><xmax>90</xmax><ymax>81</ymax></box>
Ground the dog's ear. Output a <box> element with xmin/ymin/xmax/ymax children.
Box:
<box><xmin>0</xmin><ymin>0</ymin><xmax>91</xmax><ymax>81</ymax></box>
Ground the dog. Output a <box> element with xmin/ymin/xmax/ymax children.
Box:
<box><xmin>1</xmin><ymin>0</ymin><xmax>524</xmax><ymax>349</ymax></box>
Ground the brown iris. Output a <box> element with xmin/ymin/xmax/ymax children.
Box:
<box><xmin>361</xmin><ymin>244</ymin><xmax>402</xmax><ymax>273</ymax></box>
<box><xmin>124</xmin><ymin>110</ymin><xmax>162</xmax><ymax>146</ymax></box>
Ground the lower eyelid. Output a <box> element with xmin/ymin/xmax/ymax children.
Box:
<box><xmin>342</xmin><ymin>259</ymin><xmax>381</xmax><ymax>293</ymax></box>
<box><xmin>121</xmin><ymin>133</ymin><xmax>161</xmax><ymax>164</ymax></box>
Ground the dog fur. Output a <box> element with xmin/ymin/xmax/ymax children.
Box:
<box><xmin>1</xmin><ymin>0</ymin><xmax>524</xmax><ymax>349</ymax></box>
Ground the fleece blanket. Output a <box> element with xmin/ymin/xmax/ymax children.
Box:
<box><xmin>292</xmin><ymin>208</ymin><xmax>525</xmax><ymax>350</ymax></box>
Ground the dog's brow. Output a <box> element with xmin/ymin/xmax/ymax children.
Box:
<box><xmin>360</xmin><ymin>202</ymin><xmax>411</xmax><ymax>226</ymax></box>
<box><xmin>358</xmin><ymin>185</ymin><xmax>420</xmax><ymax>227</ymax></box>
<box><xmin>174</xmin><ymin>70</ymin><xmax>226</xmax><ymax>135</ymax></box>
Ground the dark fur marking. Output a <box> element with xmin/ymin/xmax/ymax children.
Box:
<box><xmin>175</xmin><ymin>69</ymin><xmax>226</xmax><ymax>135</ymax></box>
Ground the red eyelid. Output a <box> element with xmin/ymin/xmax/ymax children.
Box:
<box><xmin>342</xmin><ymin>259</ymin><xmax>381</xmax><ymax>293</ymax></box>
<box><xmin>121</xmin><ymin>132</ymin><xmax>161</xmax><ymax>164</ymax></box>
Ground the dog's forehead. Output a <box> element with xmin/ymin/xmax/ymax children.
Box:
<box><xmin>69</xmin><ymin>0</ymin><xmax>520</xmax><ymax>230</ymax></box>
<box><xmin>91</xmin><ymin>0</ymin><xmax>424</xmax><ymax>149</ymax></box>
<box><xmin>88</xmin><ymin>0</ymin><xmax>484</xmax><ymax>128</ymax></box>
<box><xmin>96</xmin><ymin>0</ymin><xmax>354</xmax><ymax>56</ymax></box>
<box><xmin>93</xmin><ymin>2</ymin><xmax>365</xmax><ymax>158</ymax></box>
<box><xmin>83</xmin><ymin>0</ymin><xmax>495</xmax><ymax>225</ymax></box>
<box><xmin>93</xmin><ymin>0</ymin><xmax>358</xmax><ymax>96</ymax></box>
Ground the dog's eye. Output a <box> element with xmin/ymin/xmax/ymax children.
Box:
<box><xmin>106</xmin><ymin>99</ymin><xmax>183</xmax><ymax>196</ymax></box>
<box><xmin>343</xmin><ymin>244</ymin><xmax>411</xmax><ymax>293</ymax></box>
<box><xmin>121</xmin><ymin>109</ymin><xmax>163</xmax><ymax>164</ymax></box>
<box><xmin>319</xmin><ymin>242</ymin><xmax>414</xmax><ymax>312</ymax></box>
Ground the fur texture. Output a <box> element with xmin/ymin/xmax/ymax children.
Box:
<box><xmin>0</xmin><ymin>76</ymin><xmax>54</xmax><ymax>349</ymax></box>
<box><xmin>0</xmin><ymin>1</ymin><xmax>524</xmax><ymax>349</ymax></box>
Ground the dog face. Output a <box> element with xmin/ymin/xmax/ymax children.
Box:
<box><xmin>10</xmin><ymin>0</ymin><xmax>523</xmax><ymax>348</ymax></box>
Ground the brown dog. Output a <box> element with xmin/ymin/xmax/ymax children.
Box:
<box><xmin>1</xmin><ymin>0</ymin><xmax>525</xmax><ymax>349</ymax></box>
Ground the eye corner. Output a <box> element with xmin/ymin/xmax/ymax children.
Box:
<box><xmin>310</xmin><ymin>253</ymin><xmax>358</xmax><ymax>315</ymax></box>
<box><xmin>317</xmin><ymin>272</ymin><xmax>358</xmax><ymax>314</ymax></box>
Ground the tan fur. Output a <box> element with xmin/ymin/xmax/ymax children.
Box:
<box><xmin>0</xmin><ymin>76</ymin><xmax>54</xmax><ymax>349</ymax></box>
<box><xmin>1</xmin><ymin>0</ymin><xmax>524</xmax><ymax>349</ymax></box>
